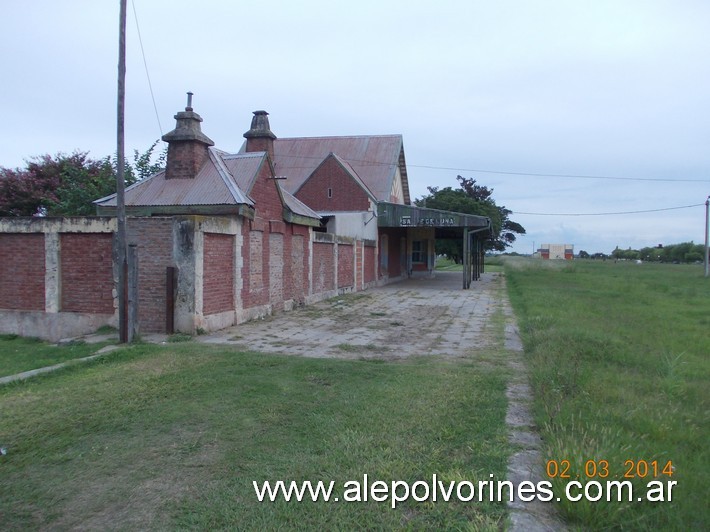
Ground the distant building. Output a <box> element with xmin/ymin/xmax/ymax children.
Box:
<box><xmin>538</xmin><ymin>244</ymin><xmax>574</xmax><ymax>260</ymax></box>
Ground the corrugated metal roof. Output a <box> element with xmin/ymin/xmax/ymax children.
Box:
<box><xmin>266</xmin><ymin>135</ymin><xmax>404</xmax><ymax>202</ymax></box>
<box><xmin>221</xmin><ymin>151</ymin><xmax>266</xmax><ymax>195</ymax></box>
<box><xmin>281</xmin><ymin>189</ymin><xmax>321</xmax><ymax>220</ymax></box>
<box><xmin>209</xmin><ymin>149</ymin><xmax>256</xmax><ymax>205</ymax></box>
<box><xmin>95</xmin><ymin>148</ymin><xmax>261</xmax><ymax>208</ymax></box>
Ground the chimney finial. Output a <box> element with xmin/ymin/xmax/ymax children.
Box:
<box><xmin>186</xmin><ymin>91</ymin><xmax>194</xmax><ymax>111</ymax></box>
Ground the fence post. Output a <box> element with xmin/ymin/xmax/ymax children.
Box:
<box><xmin>166</xmin><ymin>266</ymin><xmax>176</xmax><ymax>334</ymax></box>
<box><xmin>127</xmin><ymin>244</ymin><xmax>138</xmax><ymax>342</ymax></box>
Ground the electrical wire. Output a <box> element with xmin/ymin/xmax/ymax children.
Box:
<box><xmin>408</xmin><ymin>164</ymin><xmax>709</xmax><ymax>183</ymax></box>
<box><xmin>131</xmin><ymin>0</ymin><xmax>163</xmax><ymax>138</ymax></box>
<box><xmin>270</xmin><ymin>153</ymin><xmax>708</xmax><ymax>183</ymax></box>
<box><xmin>512</xmin><ymin>203</ymin><xmax>705</xmax><ymax>216</ymax></box>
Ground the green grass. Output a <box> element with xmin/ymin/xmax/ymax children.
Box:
<box><xmin>435</xmin><ymin>257</ymin><xmax>503</xmax><ymax>273</ymax></box>
<box><xmin>0</xmin><ymin>342</ymin><xmax>512</xmax><ymax>529</ymax></box>
<box><xmin>504</xmin><ymin>258</ymin><xmax>710</xmax><ymax>530</ymax></box>
<box><xmin>0</xmin><ymin>335</ymin><xmax>112</xmax><ymax>378</ymax></box>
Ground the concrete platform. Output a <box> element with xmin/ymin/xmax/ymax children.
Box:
<box><xmin>197</xmin><ymin>271</ymin><xmax>502</xmax><ymax>360</ymax></box>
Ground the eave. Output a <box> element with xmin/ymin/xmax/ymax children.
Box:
<box><xmin>96</xmin><ymin>203</ymin><xmax>255</xmax><ymax>219</ymax></box>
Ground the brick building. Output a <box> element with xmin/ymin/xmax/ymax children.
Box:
<box><xmin>537</xmin><ymin>244</ymin><xmax>574</xmax><ymax>260</ymax></box>
<box><xmin>0</xmin><ymin>97</ymin><xmax>491</xmax><ymax>341</ymax></box>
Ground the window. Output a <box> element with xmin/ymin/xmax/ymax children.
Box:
<box><xmin>412</xmin><ymin>240</ymin><xmax>425</xmax><ymax>263</ymax></box>
<box><xmin>327</xmin><ymin>187</ymin><xmax>332</xmax><ymax>198</ymax></box>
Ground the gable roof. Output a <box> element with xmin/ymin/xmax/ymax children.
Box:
<box><xmin>94</xmin><ymin>148</ymin><xmax>261</xmax><ymax>211</ymax></box>
<box><xmin>280</xmin><ymin>189</ymin><xmax>322</xmax><ymax>222</ymax></box>
<box><xmin>94</xmin><ymin>148</ymin><xmax>321</xmax><ymax>225</ymax></box>
<box><xmin>295</xmin><ymin>152</ymin><xmax>377</xmax><ymax>203</ymax></box>
<box><xmin>242</xmin><ymin>135</ymin><xmax>411</xmax><ymax>205</ymax></box>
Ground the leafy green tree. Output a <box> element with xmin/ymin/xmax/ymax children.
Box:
<box><xmin>49</xmin><ymin>156</ymin><xmax>117</xmax><ymax>216</ymax></box>
<box><xmin>127</xmin><ymin>140</ymin><xmax>167</xmax><ymax>182</ymax></box>
<box><xmin>415</xmin><ymin>175</ymin><xmax>525</xmax><ymax>255</ymax></box>
<box><xmin>0</xmin><ymin>141</ymin><xmax>165</xmax><ymax>216</ymax></box>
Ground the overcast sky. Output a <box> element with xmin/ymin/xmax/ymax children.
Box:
<box><xmin>2</xmin><ymin>0</ymin><xmax>709</xmax><ymax>254</ymax></box>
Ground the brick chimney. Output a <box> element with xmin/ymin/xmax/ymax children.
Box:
<box><xmin>243</xmin><ymin>110</ymin><xmax>276</xmax><ymax>160</ymax></box>
<box><xmin>162</xmin><ymin>92</ymin><xmax>215</xmax><ymax>179</ymax></box>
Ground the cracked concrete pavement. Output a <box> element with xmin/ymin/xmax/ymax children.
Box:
<box><xmin>197</xmin><ymin>271</ymin><xmax>503</xmax><ymax>359</ymax></box>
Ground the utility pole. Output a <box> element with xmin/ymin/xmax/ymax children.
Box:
<box><xmin>117</xmin><ymin>0</ymin><xmax>128</xmax><ymax>341</ymax></box>
<box><xmin>705</xmin><ymin>196</ymin><xmax>709</xmax><ymax>278</ymax></box>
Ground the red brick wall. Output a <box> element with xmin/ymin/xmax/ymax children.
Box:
<box><xmin>243</xmin><ymin>227</ymin><xmax>267</xmax><ymax>309</ymax></box>
<box><xmin>245</xmin><ymin>137</ymin><xmax>274</xmax><ymax>160</ymax></box>
<box><xmin>203</xmin><ymin>233</ymin><xmax>235</xmax><ymax>315</ymax></box>
<box><xmin>364</xmin><ymin>244</ymin><xmax>376</xmax><ymax>284</ymax></box>
<box><xmin>241</xmin><ymin>158</ymin><xmax>286</xmax><ymax>310</ymax></box>
<box><xmin>128</xmin><ymin>218</ymin><xmax>173</xmax><ymax>332</ymax></box>
<box><xmin>380</xmin><ymin>228</ymin><xmax>405</xmax><ymax>277</ymax></box>
<box><xmin>0</xmin><ymin>234</ymin><xmax>45</xmax><ymax>311</ymax></box>
<box><xmin>250</xmin><ymin>160</ymin><xmax>284</xmax><ymax>221</ymax></box>
<box><xmin>60</xmin><ymin>233</ymin><xmax>114</xmax><ymax>314</ymax></box>
<box><xmin>269</xmin><ymin>232</ymin><xmax>284</xmax><ymax>304</ymax></box>
<box><xmin>338</xmin><ymin>244</ymin><xmax>354</xmax><ymax>288</ymax></box>
<box><xmin>313</xmin><ymin>241</ymin><xmax>335</xmax><ymax>294</ymax></box>
<box><xmin>290</xmin><ymin>233</ymin><xmax>306</xmax><ymax>302</ymax></box>
<box><xmin>398</xmin><ymin>236</ymin><xmax>409</xmax><ymax>276</ymax></box>
<box><xmin>165</xmin><ymin>141</ymin><xmax>210</xmax><ymax>180</ymax></box>
<box><xmin>295</xmin><ymin>156</ymin><xmax>370</xmax><ymax>211</ymax></box>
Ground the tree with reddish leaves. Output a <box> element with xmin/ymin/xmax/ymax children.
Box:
<box><xmin>0</xmin><ymin>152</ymin><xmax>112</xmax><ymax>216</ymax></box>
<box><xmin>0</xmin><ymin>142</ymin><xmax>165</xmax><ymax>217</ymax></box>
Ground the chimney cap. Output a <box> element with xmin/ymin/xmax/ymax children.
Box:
<box><xmin>161</xmin><ymin>92</ymin><xmax>214</xmax><ymax>146</ymax></box>
<box><xmin>244</xmin><ymin>109</ymin><xmax>276</xmax><ymax>140</ymax></box>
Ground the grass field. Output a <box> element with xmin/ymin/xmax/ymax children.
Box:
<box><xmin>504</xmin><ymin>258</ymin><xmax>709</xmax><ymax>530</ymax></box>
<box><xmin>435</xmin><ymin>256</ymin><xmax>503</xmax><ymax>273</ymax></box>
<box><xmin>3</xmin><ymin>259</ymin><xmax>706</xmax><ymax>529</ymax></box>
<box><xmin>0</xmin><ymin>340</ymin><xmax>513</xmax><ymax>529</ymax></box>
<box><xmin>0</xmin><ymin>334</ymin><xmax>113</xmax><ymax>378</ymax></box>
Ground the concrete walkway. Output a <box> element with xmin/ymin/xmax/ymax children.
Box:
<box><xmin>197</xmin><ymin>271</ymin><xmax>502</xmax><ymax>359</ymax></box>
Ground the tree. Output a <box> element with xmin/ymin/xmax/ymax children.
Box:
<box><xmin>414</xmin><ymin>175</ymin><xmax>526</xmax><ymax>254</ymax></box>
<box><xmin>0</xmin><ymin>141</ymin><xmax>165</xmax><ymax>217</ymax></box>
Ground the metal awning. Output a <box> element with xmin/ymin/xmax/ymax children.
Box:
<box><xmin>377</xmin><ymin>202</ymin><xmax>492</xmax><ymax>288</ymax></box>
<box><xmin>376</xmin><ymin>202</ymin><xmax>491</xmax><ymax>233</ymax></box>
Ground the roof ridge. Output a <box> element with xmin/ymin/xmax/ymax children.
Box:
<box><xmin>221</xmin><ymin>151</ymin><xmax>266</xmax><ymax>160</ymax></box>
<box><xmin>328</xmin><ymin>153</ymin><xmax>376</xmax><ymax>199</ymax></box>
<box><xmin>208</xmin><ymin>148</ymin><xmax>254</xmax><ymax>206</ymax></box>
<box><xmin>275</xmin><ymin>134</ymin><xmax>401</xmax><ymax>141</ymax></box>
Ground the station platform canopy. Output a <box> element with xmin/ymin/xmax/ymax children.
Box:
<box><xmin>376</xmin><ymin>202</ymin><xmax>492</xmax><ymax>288</ymax></box>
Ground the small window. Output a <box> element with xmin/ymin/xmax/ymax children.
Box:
<box><xmin>412</xmin><ymin>240</ymin><xmax>425</xmax><ymax>263</ymax></box>
<box><xmin>327</xmin><ymin>187</ymin><xmax>332</xmax><ymax>198</ymax></box>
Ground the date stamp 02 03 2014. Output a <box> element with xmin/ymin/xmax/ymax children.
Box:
<box><xmin>545</xmin><ymin>459</ymin><xmax>675</xmax><ymax>480</ymax></box>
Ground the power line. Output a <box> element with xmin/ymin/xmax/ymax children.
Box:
<box><xmin>270</xmin><ymin>153</ymin><xmax>708</xmax><ymax>183</ymax></box>
<box><xmin>131</xmin><ymin>0</ymin><xmax>163</xmax><ymax>137</ymax></box>
<box><xmin>512</xmin><ymin>203</ymin><xmax>705</xmax><ymax>217</ymax></box>
<box><xmin>408</xmin><ymin>164</ymin><xmax>709</xmax><ymax>183</ymax></box>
